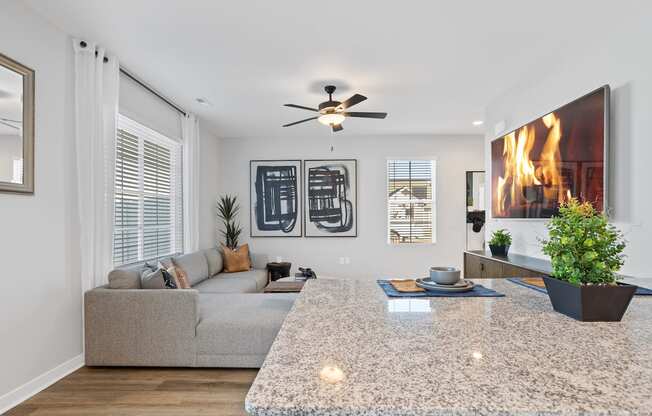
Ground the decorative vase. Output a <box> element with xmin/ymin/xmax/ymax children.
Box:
<box><xmin>542</xmin><ymin>276</ymin><xmax>636</xmax><ymax>322</ymax></box>
<box><xmin>489</xmin><ymin>244</ymin><xmax>509</xmax><ymax>257</ymax></box>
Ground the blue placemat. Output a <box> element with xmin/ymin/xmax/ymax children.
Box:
<box><xmin>377</xmin><ymin>280</ymin><xmax>504</xmax><ymax>298</ymax></box>
<box><xmin>507</xmin><ymin>277</ymin><xmax>652</xmax><ymax>296</ymax></box>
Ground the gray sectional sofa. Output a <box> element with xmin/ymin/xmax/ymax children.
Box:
<box><xmin>84</xmin><ymin>248</ymin><xmax>297</xmax><ymax>368</ymax></box>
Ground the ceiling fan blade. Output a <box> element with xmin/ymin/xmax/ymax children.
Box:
<box><xmin>284</xmin><ymin>104</ymin><xmax>318</xmax><ymax>112</ymax></box>
<box><xmin>343</xmin><ymin>112</ymin><xmax>387</xmax><ymax>119</ymax></box>
<box><xmin>282</xmin><ymin>116</ymin><xmax>318</xmax><ymax>127</ymax></box>
<box><xmin>332</xmin><ymin>123</ymin><xmax>343</xmax><ymax>132</ymax></box>
<box><xmin>336</xmin><ymin>94</ymin><xmax>367</xmax><ymax>110</ymax></box>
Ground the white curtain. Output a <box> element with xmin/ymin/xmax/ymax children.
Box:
<box><xmin>182</xmin><ymin>113</ymin><xmax>200</xmax><ymax>252</ymax></box>
<box><xmin>73</xmin><ymin>39</ymin><xmax>119</xmax><ymax>291</ymax></box>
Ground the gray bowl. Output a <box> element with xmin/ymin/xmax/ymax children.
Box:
<box><xmin>429</xmin><ymin>267</ymin><xmax>461</xmax><ymax>285</ymax></box>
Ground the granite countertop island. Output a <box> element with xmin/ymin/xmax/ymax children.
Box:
<box><xmin>245</xmin><ymin>279</ymin><xmax>652</xmax><ymax>416</ymax></box>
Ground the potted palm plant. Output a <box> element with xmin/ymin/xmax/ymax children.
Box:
<box><xmin>217</xmin><ymin>194</ymin><xmax>242</xmax><ymax>249</ymax></box>
<box><xmin>540</xmin><ymin>199</ymin><xmax>633</xmax><ymax>322</ymax></box>
<box><xmin>489</xmin><ymin>229</ymin><xmax>512</xmax><ymax>256</ymax></box>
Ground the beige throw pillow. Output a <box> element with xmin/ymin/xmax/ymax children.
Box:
<box><xmin>222</xmin><ymin>244</ymin><xmax>251</xmax><ymax>273</ymax></box>
<box><xmin>159</xmin><ymin>262</ymin><xmax>183</xmax><ymax>289</ymax></box>
<box><xmin>170</xmin><ymin>259</ymin><xmax>192</xmax><ymax>289</ymax></box>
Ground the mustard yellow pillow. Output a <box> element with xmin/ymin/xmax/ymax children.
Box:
<box><xmin>222</xmin><ymin>244</ymin><xmax>251</xmax><ymax>273</ymax></box>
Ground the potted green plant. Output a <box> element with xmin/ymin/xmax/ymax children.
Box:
<box><xmin>540</xmin><ymin>198</ymin><xmax>633</xmax><ymax>322</ymax></box>
<box><xmin>217</xmin><ymin>194</ymin><xmax>242</xmax><ymax>249</ymax></box>
<box><xmin>489</xmin><ymin>229</ymin><xmax>512</xmax><ymax>256</ymax></box>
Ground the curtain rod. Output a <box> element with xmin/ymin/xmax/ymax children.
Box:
<box><xmin>118</xmin><ymin>67</ymin><xmax>188</xmax><ymax>116</ymax></box>
<box><xmin>78</xmin><ymin>40</ymin><xmax>188</xmax><ymax>117</ymax></box>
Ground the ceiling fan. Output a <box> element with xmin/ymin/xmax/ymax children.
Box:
<box><xmin>283</xmin><ymin>85</ymin><xmax>387</xmax><ymax>132</ymax></box>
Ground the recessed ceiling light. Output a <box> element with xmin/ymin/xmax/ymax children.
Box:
<box><xmin>472</xmin><ymin>120</ymin><xmax>484</xmax><ymax>126</ymax></box>
<box><xmin>195</xmin><ymin>97</ymin><xmax>212</xmax><ymax>107</ymax></box>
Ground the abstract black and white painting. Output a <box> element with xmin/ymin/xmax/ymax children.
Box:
<box><xmin>304</xmin><ymin>159</ymin><xmax>357</xmax><ymax>237</ymax></box>
<box><xmin>250</xmin><ymin>160</ymin><xmax>302</xmax><ymax>237</ymax></box>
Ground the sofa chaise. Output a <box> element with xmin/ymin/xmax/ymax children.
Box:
<box><xmin>84</xmin><ymin>248</ymin><xmax>297</xmax><ymax>368</ymax></box>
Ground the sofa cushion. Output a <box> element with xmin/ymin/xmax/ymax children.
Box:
<box><xmin>172</xmin><ymin>251</ymin><xmax>209</xmax><ymax>286</ymax></box>
<box><xmin>196</xmin><ymin>293</ymin><xmax>297</xmax><ymax>356</ymax></box>
<box><xmin>250</xmin><ymin>269</ymin><xmax>269</xmax><ymax>291</ymax></box>
<box><xmin>204</xmin><ymin>248</ymin><xmax>223</xmax><ymax>276</ymax></box>
<box><xmin>108</xmin><ymin>264</ymin><xmax>147</xmax><ymax>289</ymax></box>
<box><xmin>193</xmin><ymin>269</ymin><xmax>268</xmax><ymax>293</ymax></box>
<box><xmin>194</xmin><ymin>275</ymin><xmax>256</xmax><ymax>293</ymax></box>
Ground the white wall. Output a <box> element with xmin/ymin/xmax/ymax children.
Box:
<box><xmin>218</xmin><ymin>134</ymin><xmax>484</xmax><ymax>279</ymax></box>
<box><xmin>199</xmin><ymin>129</ymin><xmax>220</xmax><ymax>249</ymax></box>
<box><xmin>484</xmin><ymin>24</ymin><xmax>651</xmax><ymax>278</ymax></box>
<box><xmin>0</xmin><ymin>0</ymin><xmax>82</xmax><ymax>409</ymax></box>
<box><xmin>119</xmin><ymin>71</ymin><xmax>182</xmax><ymax>142</ymax></box>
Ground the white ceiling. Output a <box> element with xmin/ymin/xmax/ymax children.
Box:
<box><xmin>24</xmin><ymin>0</ymin><xmax>647</xmax><ymax>138</ymax></box>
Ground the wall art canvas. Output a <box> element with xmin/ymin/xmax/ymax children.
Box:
<box><xmin>250</xmin><ymin>160</ymin><xmax>302</xmax><ymax>237</ymax></box>
<box><xmin>304</xmin><ymin>159</ymin><xmax>357</xmax><ymax>237</ymax></box>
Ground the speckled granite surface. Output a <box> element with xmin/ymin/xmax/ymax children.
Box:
<box><xmin>245</xmin><ymin>279</ymin><xmax>652</xmax><ymax>416</ymax></box>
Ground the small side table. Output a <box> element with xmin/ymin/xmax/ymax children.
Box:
<box><xmin>266</xmin><ymin>262</ymin><xmax>292</xmax><ymax>282</ymax></box>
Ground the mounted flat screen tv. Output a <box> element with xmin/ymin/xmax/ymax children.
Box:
<box><xmin>491</xmin><ymin>85</ymin><xmax>609</xmax><ymax>219</ymax></box>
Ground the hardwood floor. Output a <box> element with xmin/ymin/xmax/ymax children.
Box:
<box><xmin>5</xmin><ymin>367</ymin><xmax>258</xmax><ymax>416</ymax></box>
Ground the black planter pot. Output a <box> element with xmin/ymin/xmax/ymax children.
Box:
<box><xmin>542</xmin><ymin>276</ymin><xmax>636</xmax><ymax>322</ymax></box>
<box><xmin>489</xmin><ymin>244</ymin><xmax>509</xmax><ymax>257</ymax></box>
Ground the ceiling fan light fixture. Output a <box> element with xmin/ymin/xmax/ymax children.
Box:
<box><xmin>283</xmin><ymin>85</ymin><xmax>386</xmax><ymax>129</ymax></box>
<box><xmin>318</xmin><ymin>113</ymin><xmax>345</xmax><ymax>126</ymax></box>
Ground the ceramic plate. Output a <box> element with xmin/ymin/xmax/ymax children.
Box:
<box><xmin>416</xmin><ymin>278</ymin><xmax>475</xmax><ymax>292</ymax></box>
<box><xmin>421</xmin><ymin>277</ymin><xmax>468</xmax><ymax>287</ymax></box>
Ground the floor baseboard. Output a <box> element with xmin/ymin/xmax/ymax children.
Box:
<box><xmin>0</xmin><ymin>353</ymin><xmax>84</xmax><ymax>414</ymax></box>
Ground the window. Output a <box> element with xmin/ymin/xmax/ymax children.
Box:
<box><xmin>113</xmin><ymin>115</ymin><xmax>183</xmax><ymax>265</ymax></box>
<box><xmin>387</xmin><ymin>160</ymin><xmax>436</xmax><ymax>244</ymax></box>
<box><xmin>12</xmin><ymin>158</ymin><xmax>23</xmax><ymax>184</ymax></box>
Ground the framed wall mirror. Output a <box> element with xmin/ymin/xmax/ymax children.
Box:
<box><xmin>0</xmin><ymin>53</ymin><xmax>34</xmax><ymax>194</ymax></box>
<box><xmin>466</xmin><ymin>170</ymin><xmax>485</xmax><ymax>250</ymax></box>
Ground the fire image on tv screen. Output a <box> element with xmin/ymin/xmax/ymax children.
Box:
<box><xmin>491</xmin><ymin>86</ymin><xmax>608</xmax><ymax>219</ymax></box>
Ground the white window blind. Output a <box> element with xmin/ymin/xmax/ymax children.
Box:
<box><xmin>113</xmin><ymin>114</ymin><xmax>183</xmax><ymax>265</ymax></box>
<box><xmin>387</xmin><ymin>160</ymin><xmax>436</xmax><ymax>244</ymax></box>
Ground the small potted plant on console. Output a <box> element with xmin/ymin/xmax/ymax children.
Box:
<box><xmin>489</xmin><ymin>229</ymin><xmax>512</xmax><ymax>257</ymax></box>
<box><xmin>540</xmin><ymin>198</ymin><xmax>633</xmax><ymax>322</ymax></box>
